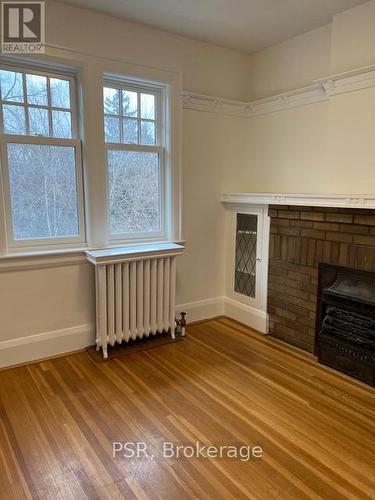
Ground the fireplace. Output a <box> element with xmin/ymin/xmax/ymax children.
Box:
<box><xmin>316</xmin><ymin>264</ymin><xmax>375</xmax><ymax>386</ymax></box>
<box><xmin>267</xmin><ymin>205</ymin><xmax>375</xmax><ymax>354</ymax></box>
<box><xmin>222</xmin><ymin>194</ymin><xmax>375</xmax><ymax>378</ymax></box>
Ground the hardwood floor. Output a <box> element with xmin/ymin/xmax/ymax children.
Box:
<box><xmin>0</xmin><ymin>317</ymin><xmax>374</xmax><ymax>499</ymax></box>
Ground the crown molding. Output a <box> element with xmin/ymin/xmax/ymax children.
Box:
<box><xmin>182</xmin><ymin>64</ymin><xmax>375</xmax><ymax>118</ymax></box>
<box><xmin>221</xmin><ymin>193</ymin><xmax>375</xmax><ymax>209</ymax></box>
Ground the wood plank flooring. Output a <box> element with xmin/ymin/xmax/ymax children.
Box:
<box><xmin>0</xmin><ymin>317</ymin><xmax>374</xmax><ymax>499</ymax></box>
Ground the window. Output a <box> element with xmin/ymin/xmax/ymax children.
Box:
<box><xmin>0</xmin><ymin>61</ymin><xmax>180</xmax><ymax>254</ymax></box>
<box><xmin>103</xmin><ymin>81</ymin><xmax>165</xmax><ymax>240</ymax></box>
<box><xmin>0</xmin><ymin>65</ymin><xmax>85</xmax><ymax>249</ymax></box>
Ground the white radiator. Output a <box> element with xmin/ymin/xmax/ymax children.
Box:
<box><xmin>86</xmin><ymin>243</ymin><xmax>184</xmax><ymax>358</ymax></box>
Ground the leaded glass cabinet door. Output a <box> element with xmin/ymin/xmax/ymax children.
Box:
<box><xmin>231</xmin><ymin>210</ymin><xmax>265</xmax><ymax>308</ymax></box>
<box><xmin>234</xmin><ymin>213</ymin><xmax>258</xmax><ymax>299</ymax></box>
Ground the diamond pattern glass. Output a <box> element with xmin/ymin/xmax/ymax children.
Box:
<box><xmin>234</xmin><ymin>213</ymin><xmax>257</xmax><ymax>298</ymax></box>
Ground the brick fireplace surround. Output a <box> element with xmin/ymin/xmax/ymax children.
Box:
<box><xmin>268</xmin><ymin>205</ymin><xmax>375</xmax><ymax>353</ymax></box>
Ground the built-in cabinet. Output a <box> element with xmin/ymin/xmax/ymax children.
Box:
<box><xmin>224</xmin><ymin>202</ymin><xmax>270</xmax><ymax>330</ymax></box>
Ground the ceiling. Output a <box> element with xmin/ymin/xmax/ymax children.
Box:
<box><xmin>58</xmin><ymin>0</ymin><xmax>368</xmax><ymax>54</ymax></box>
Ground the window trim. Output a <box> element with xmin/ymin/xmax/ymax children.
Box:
<box><xmin>104</xmin><ymin>77</ymin><xmax>168</xmax><ymax>244</ymax></box>
<box><xmin>0</xmin><ymin>63</ymin><xmax>86</xmax><ymax>252</ymax></box>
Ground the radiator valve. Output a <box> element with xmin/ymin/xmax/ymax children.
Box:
<box><xmin>175</xmin><ymin>312</ymin><xmax>187</xmax><ymax>337</ymax></box>
<box><xmin>180</xmin><ymin>312</ymin><xmax>186</xmax><ymax>337</ymax></box>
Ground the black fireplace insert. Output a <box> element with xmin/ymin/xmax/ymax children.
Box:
<box><xmin>315</xmin><ymin>264</ymin><xmax>375</xmax><ymax>386</ymax></box>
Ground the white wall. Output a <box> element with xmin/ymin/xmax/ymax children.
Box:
<box><xmin>178</xmin><ymin>110</ymin><xmax>248</xmax><ymax>305</ymax></box>
<box><xmin>0</xmin><ymin>264</ymin><xmax>94</xmax><ymax>342</ymax></box>
<box><xmin>223</xmin><ymin>102</ymin><xmax>330</xmax><ymax>193</ymax></box>
<box><xmin>247</xmin><ymin>24</ymin><xmax>331</xmax><ymax>100</ymax></box>
<box><xmin>325</xmin><ymin>0</ymin><xmax>375</xmax><ymax>195</ymax></box>
<box><xmin>326</xmin><ymin>87</ymin><xmax>375</xmax><ymax>194</ymax></box>
<box><xmin>236</xmin><ymin>0</ymin><xmax>375</xmax><ymax>195</ymax></box>
<box><xmin>330</xmin><ymin>0</ymin><xmax>375</xmax><ymax>74</ymax></box>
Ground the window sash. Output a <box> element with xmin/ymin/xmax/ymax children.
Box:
<box><xmin>0</xmin><ymin>65</ymin><xmax>85</xmax><ymax>251</ymax></box>
<box><xmin>103</xmin><ymin>82</ymin><xmax>161</xmax><ymax>147</ymax></box>
<box><xmin>0</xmin><ymin>64</ymin><xmax>78</xmax><ymax>140</ymax></box>
<box><xmin>107</xmin><ymin>147</ymin><xmax>165</xmax><ymax>242</ymax></box>
<box><xmin>106</xmin><ymin>144</ymin><xmax>165</xmax><ymax>242</ymax></box>
<box><xmin>0</xmin><ymin>137</ymin><xmax>86</xmax><ymax>250</ymax></box>
<box><xmin>104</xmin><ymin>79</ymin><xmax>166</xmax><ymax>243</ymax></box>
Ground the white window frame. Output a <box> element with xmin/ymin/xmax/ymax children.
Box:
<box><xmin>0</xmin><ymin>62</ymin><xmax>86</xmax><ymax>252</ymax></box>
<box><xmin>104</xmin><ymin>77</ymin><xmax>168</xmax><ymax>244</ymax></box>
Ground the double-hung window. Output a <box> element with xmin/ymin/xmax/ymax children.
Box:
<box><xmin>103</xmin><ymin>80</ymin><xmax>166</xmax><ymax>242</ymax></box>
<box><xmin>0</xmin><ymin>64</ymin><xmax>85</xmax><ymax>250</ymax></box>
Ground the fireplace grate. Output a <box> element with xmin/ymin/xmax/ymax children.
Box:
<box><xmin>316</xmin><ymin>264</ymin><xmax>375</xmax><ymax>386</ymax></box>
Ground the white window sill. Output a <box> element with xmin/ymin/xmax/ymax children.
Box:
<box><xmin>86</xmin><ymin>242</ymin><xmax>185</xmax><ymax>265</ymax></box>
<box><xmin>0</xmin><ymin>240</ymin><xmax>186</xmax><ymax>272</ymax></box>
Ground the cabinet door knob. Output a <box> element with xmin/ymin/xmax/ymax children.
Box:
<box><xmin>256</xmin><ymin>257</ymin><xmax>262</xmax><ymax>262</ymax></box>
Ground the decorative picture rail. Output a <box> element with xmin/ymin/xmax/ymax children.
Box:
<box><xmin>182</xmin><ymin>64</ymin><xmax>375</xmax><ymax>117</ymax></box>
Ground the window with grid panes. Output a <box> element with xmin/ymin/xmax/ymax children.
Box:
<box><xmin>103</xmin><ymin>82</ymin><xmax>164</xmax><ymax>240</ymax></box>
<box><xmin>0</xmin><ymin>65</ymin><xmax>84</xmax><ymax>249</ymax></box>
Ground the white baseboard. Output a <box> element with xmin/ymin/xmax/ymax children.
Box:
<box><xmin>177</xmin><ymin>296</ymin><xmax>268</xmax><ymax>333</ymax></box>
<box><xmin>176</xmin><ymin>297</ymin><xmax>225</xmax><ymax>323</ymax></box>
<box><xmin>0</xmin><ymin>324</ymin><xmax>94</xmax><ymax>368</ymax></box>
<box><xmin>223</xmin><ymin>297</ymin><xmax>268</xmax><ymax>333</ymax></box>
<box><xmin>0</xmin><ymin>296</ymin><xmax>267</xmax><ymax>369</ymax></box>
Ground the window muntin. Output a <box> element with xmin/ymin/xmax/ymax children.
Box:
<box><xmin>103</xmin><ymin>85</ymin><xmax>157</xmax><ymax>146</ymax></box>
<box><xmin>0</xmin><ymin>64</ymin><xmax>84</xmax><ymax>249</ymax></box>
<box><xmin>103</xmin><ymin>81</ymin><xmax>164</xmax><ymax>241</ymax></box>
<box><xmin>0</xmin><ymin>68</ymin><xmax>74</xmax><ymax>139</ymax></box>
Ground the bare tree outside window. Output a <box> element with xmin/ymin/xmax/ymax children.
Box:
<box><xmin>8</xmin><ymin>144</ymin><xmax>79</xmax><ymax>239</ymax></box>
<box><xmin>108</xmin><ymin>150</ymin><xmax>160</xmax><ymax>234</ymax></box>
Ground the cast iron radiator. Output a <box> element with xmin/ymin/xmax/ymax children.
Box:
<box><xmin>86</xmin><ymin>243</ymin><xmax>184</xmax><ymax>359</ymax></box>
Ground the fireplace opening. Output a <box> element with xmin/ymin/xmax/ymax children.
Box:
<box><xmin>316</xmin><ymin>264</ymin><xmax>375</xmax><ymax>386</ymax></box>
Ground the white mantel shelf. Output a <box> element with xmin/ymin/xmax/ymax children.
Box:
<box><xmin>221</xmin><ymin>193</ymin><xmax>375</xmax><ymax>210</ymax></box>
